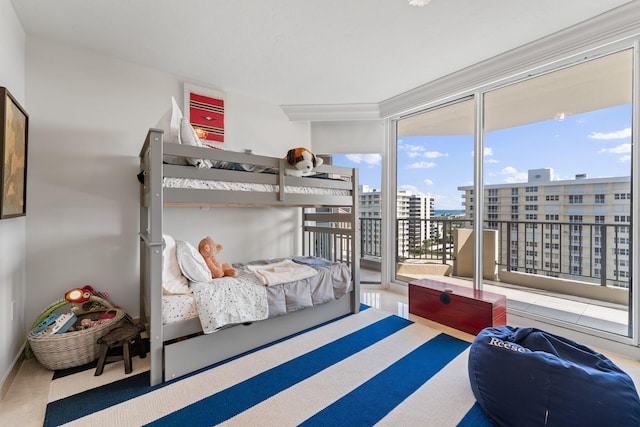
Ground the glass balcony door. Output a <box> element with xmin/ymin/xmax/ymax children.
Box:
<box><xmin>482</xmin><ymin>49</ymin><xmax>634</xmax><ymax>337</ymax></box>
<box><xmin>392</xmin><ymin>48</ymin><xmax>635</xmax><ymax>341</ymax></box>
<box><xmin>395</xmin><ymin>98</ymin><xmax>475</xmax><ymax>285</ymax></box>
<box><xmin>332</xmin><ymin>153</ymin><xmax>383</xmax><ymax>285</ymax></box>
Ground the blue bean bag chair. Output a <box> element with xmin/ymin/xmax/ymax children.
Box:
<box><xmin>468</xmin><ymin>326</ymin><xmax>640</xmax><ymax>427</ymax></box>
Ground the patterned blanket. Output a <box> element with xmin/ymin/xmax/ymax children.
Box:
<box><xmin>190</xmin><ymin>260</ymin><xmax>351</xmax><ymax>334</ymax></box>
<box><xmin>190</xmin><ymin>271</ymin><xmax>268</xmax><ymax>333</ymax></box>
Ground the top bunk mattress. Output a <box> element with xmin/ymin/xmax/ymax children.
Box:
<box><xmin>163</xmin><ymin>176</ymin><xmax>351</xmax><ymax>196</ymax></box>
<box><xmin>140</xmin><ymin>130</ymin><xmax>357</xmax><ymax>207</ymax></box>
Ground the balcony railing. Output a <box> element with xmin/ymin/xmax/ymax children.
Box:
<box><xmin>360</xmin><ymin>218</ymin><xmax>382</xmax><ymax>258</ymax></box>
<box><xmin>491</xmin><ymin>219</ymin><xmax>629</xmax><ymax>289</ymax></box>
<box><xmin>395</xmin><ymin>218</ymin><xmax>460</xmax><ymax>264</ymax></box>
<box><xmin>360</xmin><ymin>217</ymin><xmax>631</xmax><ymax>289</ymax></box>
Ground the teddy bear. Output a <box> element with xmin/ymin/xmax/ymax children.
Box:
<box><xmin>284</xmin><ymin>147</ymin><xmax>323</xmax><ymax>177</ymax></box>
<box><xmin>198</xmin><ymin>236</ymin><xmax>237</xmax><ymax>278</ymax></box>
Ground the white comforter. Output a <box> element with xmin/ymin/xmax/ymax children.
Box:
<box><xmin>190</xmin><ymin>271</ymin><xmax>268</xmax><ymax>334</ymax></box>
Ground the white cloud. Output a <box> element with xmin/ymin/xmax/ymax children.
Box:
<box><xmin>589</xmin><ymin>128</ymin><xmax>631</xmax><ymax>140</ymax></box>
<box><xmin>600</xmin><ymin>143</ymin><xmax>631</xmax><ymax>154</ymax></box>
<box><xmin>424</xmin><ymin>178</ymin><xmax>434</xmax><ymax>185</ymax></box>
<box><xmin>399</xmin><ymin>143</ymin><xmax>427</xmax><ymax>158</ymax></box>
<box><xmin>599</xmin><ymin>143</ymin><xmax>631</xmax><ymax>163</ymax></box>
<box><xmin>408</xmin><ymin>161</ymin><xmax>437</xmax><ymax>169</ymax></box>
<box><xmin>423</xmin><ymin>151</ymin><xmax>447</xmax><ymax>159</ymax></box>
<box><xmin>399</xmin><ymin>143</ymin><xmax>424</xmax><ymax>153</ymax></box>
<box><xmin>345</xmin><ymin>153</ymin><xmax>382</xmax><ymax>166</ymax></box>
<box><xmin>500</xmin><ymin>166</ymin><xmax>527</xmax><ymax>183</ymax></box>
<box><xmin>486</xmin><ymin>158</ymin><xmax>499</xmax><ymax>164</ymax></box>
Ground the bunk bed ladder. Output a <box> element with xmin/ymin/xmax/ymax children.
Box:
<box><xmin>139</xmin><ymin>128</ymin><xmax>165</xmax><ymax>386</ymax></box>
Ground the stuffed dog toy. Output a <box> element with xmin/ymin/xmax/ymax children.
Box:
<box><xmin>198</xmin><ymin>236</ymin><xmax>237</xmax><ymax>278</ymax></box>
<box><xmin>285</xmin><ymin>147</ymin><xmax>323</xmax><ymax>177</ymax></box>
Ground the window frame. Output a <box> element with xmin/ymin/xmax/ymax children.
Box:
<box><xmin>388</xmin><ymin>38</ymin><xmax>639</xmax><ymax>353</ymax></box>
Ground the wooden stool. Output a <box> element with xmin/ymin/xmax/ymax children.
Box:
<box><xmin>95</xmin><ymin>323</ymin><xmax>146</xmax><ymax>376</ymax></box>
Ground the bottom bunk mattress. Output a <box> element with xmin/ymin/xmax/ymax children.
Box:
<box><xmin>162</xmin><ymin>257</ymin><xmax>352</xmax><ymax>334</ymax></box>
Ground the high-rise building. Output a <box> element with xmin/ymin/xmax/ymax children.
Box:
<box><xmin>359</xmin><ymin>185</ymin><xmax>435</xmax><ymax>260</ymax></box>
<box><xmin>458</xmin><ymin>168</ymin><xmax>631</xmax><ymax>288</ymax></box>
<box><xmin>359</xmin><ymin>185</ymin><xmax>382</xmax><ymax>258</ymax></box>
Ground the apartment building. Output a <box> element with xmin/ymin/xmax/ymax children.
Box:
<box><xmin>359</xmin><ymin>185</ymin><xmax>383</xmax><ymax>259</ymax></box>
<box><xmin>458</xmin><ymin>168</ymin><xmax>631</xmax><ymax>288</ymax></box>
<box><xmin>359</xmin><ymin>185</ymin><xmax>435</xmax><ymax>260</ymax></box>
<box><xmin>406</xmin><ymin>191</ymin><xmax>436</xmax><ymax>253</ymax></box>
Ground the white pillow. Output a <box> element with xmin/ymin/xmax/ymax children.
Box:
<box><xmin>162</xmin><ymin>235</ymin><xmax>190</xmax><ymax>295</ymax></box>
<box><xmin>156</xmin><ymin>97</ymin><xmax>188</xmax><ymax>165</ymax></box>
<box><xmin>180</xmin><ymin>118</ymin><xmax>213</xmax><ymax>168</ymax></box>
<box><xmin>176</xmin><ymin>240</ymin><xmax>212</xmax><ymax>283</ymax></box>
<box><xmin>155</xmin><ymin>97</ymin><xmax>182</xmax><ymax>144</ymax></box>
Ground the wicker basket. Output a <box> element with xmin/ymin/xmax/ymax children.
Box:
<box><xmin>27</xmin><ymin>296</ymin><xmax>126</xmax><ymax>370</ymax></box>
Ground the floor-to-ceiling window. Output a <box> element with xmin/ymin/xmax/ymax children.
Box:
<box><xmin>332</xmin><ymin>153</ymin><xmax>383</xmax><ymax>285</ymax></box>
<box><xmin>395</xmin><ymin>98</ymin><xmax>475</xmax><ymax>283</ymax></box>
<box><xmin>392</xmin><ymin>46</ymin><xmax>635</xmax><ymax>342</ymax></box>
<box><xmin>483</xmin><ymin>49</ymin><xmax>633</xmax><ymax>336</ymax></box>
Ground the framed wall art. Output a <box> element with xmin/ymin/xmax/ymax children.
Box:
<box><xmin>1</xmin><ymin>87</ymin><xmax>28</xmax><ymax>219</ymax></box>
<box><xmin>183</xmin><ymin>83</ymin><xmax>225</xmax><ymax>146</ymax></box>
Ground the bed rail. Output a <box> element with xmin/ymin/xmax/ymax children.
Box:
<box><xmin>302</xmin><ymin>206</ymin><xmax>360</xmax><ymax>313</ymax></box>
<box><xmin>141</xmin><ymin>131</ymin><xmax>357</xmax><ymax>208</ymax></box>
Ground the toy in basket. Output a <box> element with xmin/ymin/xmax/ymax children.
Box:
<box><xmin>27</xmin><ymin>286</ymin><xmax>127</xmax><ymax>370</ymax></box>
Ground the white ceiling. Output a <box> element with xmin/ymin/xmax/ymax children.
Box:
<box><xmin>398</xmin><ymin>49</ymin><xmax>633</xmax><ymax>136</ymax></box>
<box><xmin>10</xmin><ymin>0</ymin><xmax>632</xmax><ymax>106</ymax></box>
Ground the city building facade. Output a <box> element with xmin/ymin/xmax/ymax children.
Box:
<box><xmin>359</xmin><ymin>185</ymin><xmax>435</xmax><ymax>260</ymax></box>
<box><xmin>458</xmin><ymin>168</ymin><xmax>631</xmax><ymax>288</ymax></box>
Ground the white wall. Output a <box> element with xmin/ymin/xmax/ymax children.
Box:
<box><xmin>311</xmin><ymin>120</ymin><xmax>384</xmax><ymax>154</ymax></box>
<box><xmin>0</xmin><ymin>0</ymin><xmax>27</xmax><ymax>392</ymax></box>
<box><xmin>24</xmin><ymin>36</ymin><xmax>311</xmax><ymax>329</ymax></box>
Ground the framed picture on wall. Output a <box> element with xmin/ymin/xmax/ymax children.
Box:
<box><xmin>183</xmin><ymin>83</ymin><xmax>225</xmax><ymax>147</ymax></box>
<box><xmin>0</xmin><ymin>87</ymin><xmax>29</xmax><ymax>219</ymax></box>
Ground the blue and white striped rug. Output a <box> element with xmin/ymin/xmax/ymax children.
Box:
<box><xmin>44</xmin><ymin>307</ymin><xmax>492</xmax><ymax>426</ymax></box>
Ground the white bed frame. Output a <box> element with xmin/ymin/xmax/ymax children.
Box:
<box><xmin>139</xmin><ymin>129</ymin><xmax>360</xmax><ymax>385</ymax></box>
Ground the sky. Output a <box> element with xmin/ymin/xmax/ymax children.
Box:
<box><xmin>333</xmin><ymin>104</ymin><xmax>632</xmax><ymax>210</ymax></box>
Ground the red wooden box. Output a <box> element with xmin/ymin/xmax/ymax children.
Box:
<box><xmin>408</xmin><ymin>279</ymin><xmax>506</xmax><ymax>335</ymax></box>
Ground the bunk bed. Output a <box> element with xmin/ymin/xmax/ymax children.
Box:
<box><xmin>139</xmin><ymin>128</ymin><xmax>360</xmax><ymax>386</ymax></box>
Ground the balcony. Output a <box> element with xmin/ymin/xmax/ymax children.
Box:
<box><xmin>360</xmin><ymin>217</ymin><xmax>631</xmax><ymax>337</ymax></box>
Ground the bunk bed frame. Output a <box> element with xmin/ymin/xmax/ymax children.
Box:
<box><xmin>139</xmin><ymin>129</ymin><xmax>360</xmax><ymax>386</ymax></box>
